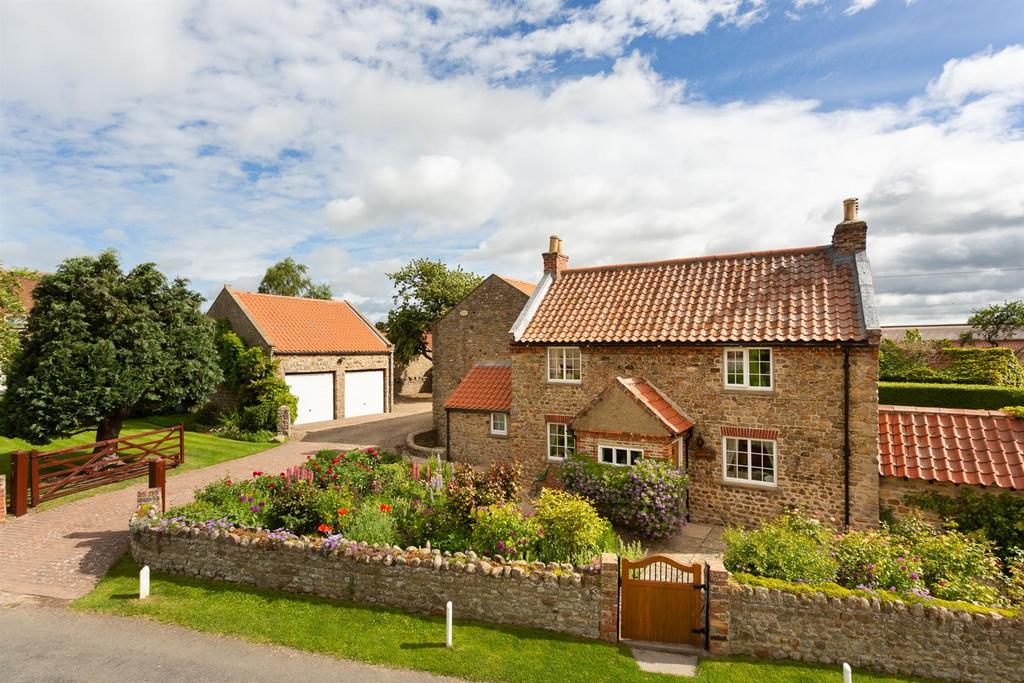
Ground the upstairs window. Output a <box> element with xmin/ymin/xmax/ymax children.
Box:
<box><xmin>490</xmin><ymin>412</ymin><xmax>508</xmax><ymax>436</ymax></box>
<box><xmin>723</xmin><ymin>437</ymin><xmax>777</xmax><ymax>486</ymax></box>
<box><xmin>724</xmin><ymin>348</ymin><xmax>772</xmax><ymax>389</ymax></box>
<box><xmin>547</xmin><ymin>347</ymin><xmax>582</xmax><ymax>383</ymax></box>
<box><xmin>547</xmin><ymin>422</ymin><xmax>575</xmax><ymax>460</ymax></box>
<box><xmin>599</xmin><ymin>445</ymin><xmax>643</xmax><ymax>467</ymax></box>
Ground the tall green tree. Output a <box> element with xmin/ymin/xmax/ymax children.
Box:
<box><xmin>384</xmin><ymin>259</ymin><xmax>483</xmax><ymax>364</ymax></box>
<box><xmin>258</xmin><ymin>257</ymin><xmax>332</xmax><ymax>299</ymax></box>
<box><xmin>967</xmin><ymin>300</ymin><xmax>1024</xmax><ymax>345</ymax></box>
<box><xmin>0</xmin><ymin>250</ymin><xmax>222</xmax><ymax>445</ymax></box>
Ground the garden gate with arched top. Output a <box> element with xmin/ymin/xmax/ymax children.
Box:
<box><xmin>619</xmin><ymin>555</ymin><xmax>708</xmax><ymax>647</ymax></box>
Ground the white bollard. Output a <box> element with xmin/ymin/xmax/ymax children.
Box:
<box><xmin>843</xmin><ymin>662</ymin><xmax>852</xmax><ymax>683</ymax></box>
<box><xmin>139</xmin><ymin>565</ymin><xmax>150</xmax><ymax>599</ymax></box>
<box><xmin>446</xmin><ymin>600</ymin><xmax>453</xmax><ymax>648</ymax></box>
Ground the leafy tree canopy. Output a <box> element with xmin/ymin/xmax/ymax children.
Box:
<box><xmin>384</xmin><ymin>259</ymin><xmax>483</xmax><ymax>365</ymax></box>
<box><xmin>0</xmin><ymin>264</ymin><xmax>38</xmax><ymax>373</ymax></box>
<box><xmin>0</xmin><ymin>250</ymin><xmax>222</xmax><ymax>444</ymax></box>
<box><xmin>967</xmin><ymin>300</ymin><xmax>1024</xmax><ymax>345</ymax></box>
<box><xmin>258</xmin><ymin>257</ymin><xmax>332</xmax><ymax>299</ymax></box>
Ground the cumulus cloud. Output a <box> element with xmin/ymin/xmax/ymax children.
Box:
<box><xmin>1</xmin><ymin>2</ymin><xmax>1021</xmax><ymax>324</ymax></box>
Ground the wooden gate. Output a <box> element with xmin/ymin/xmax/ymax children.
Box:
<box><xmin>620</xmin><ymin>556</ymin><xmax>705</xmax><ymax>646</ymax></box>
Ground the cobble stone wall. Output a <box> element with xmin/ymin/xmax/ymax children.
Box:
<box><xmin>879</xmin><ymin>476</ymin><xmax>1024</xmax><ymax>522</ymax></box>
<box><xmin>276</xmin><ymin>353</ymin><xmax>392</xmax><ymax>419</ymax></box>
<box><xmin>432</xmin><ymin>276</ymin><xmax>531</xmax><ymax>445</ymax></box>
<box><xmin>129</xmin><ymin>516</ymin><xmax>618</xmax><ymax>641</ymax></box>
<box><xmin>707</xmin><ymin>568</ymin><xmax>1023</xmax><ymax>683</ymax></box>
<box><xmin>509</xmin><ymin>344</ymin><xmax>880</xmax><ymax>530</ymax></box>
<box><xmin>448</xmin><ymin>410</ymin><xmax>510</xmax><ymax>466</ymax></box>
<box><xmin>396</xmin><ymin>354</ymin><xmax>432</xmax><ymax>396</ymax></box>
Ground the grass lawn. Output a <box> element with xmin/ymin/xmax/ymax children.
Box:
<box><xmin>74</xmin><ymin>554</ymin><xmax>936</xmax><ymax>683</ymax></box>
<box><xmin>1</xmin><ymin>416</ymin><xmax>277</xmax><ymax>510</ymax></box>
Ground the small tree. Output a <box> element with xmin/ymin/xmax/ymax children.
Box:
<box><xmin>384</xmin><ymin>259</ymin><xmax>483</xmax><ymax>364</ymax></box>
<box><xmin>967</xmin><ymin>301</ymin><xmax>1024</xmax><ymax>346</ymax></box>
<box><xmin>0</xmin><ymin>250</ymin><xmax>221</xmax><ymax>445</ymax></box>
<box><xmin>258</xmin><ymin>257</ymin><xmax>332</xmax><ymax>299</ymax></box>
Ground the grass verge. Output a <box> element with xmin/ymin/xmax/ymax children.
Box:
<box><xmin>2</xmin><ymin>416</ymin><xmax>276</xmax><ymax>510</ymax></box>
<box><xmin>73</xmin><ymin>554</ymin><xmax>934</xmax><ymax>683</ymax></box>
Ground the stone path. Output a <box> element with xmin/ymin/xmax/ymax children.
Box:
<box><xmin>0</xmin><ymin>439</ymin><xmax>344</xmax><ymax>601</ymax></box>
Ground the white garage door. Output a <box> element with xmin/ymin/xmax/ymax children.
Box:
<box><xmin>344</xmin><ymin>370</ymin><xmax>385</xmax><ymax>418</ymax></box>
<box><xmin>285</xmin><ymin>372</ymin><xmax>335</xmax><ymax>425</ymax></box>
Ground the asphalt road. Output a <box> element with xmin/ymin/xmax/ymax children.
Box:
<box><xmin>302</xmin><ymin>410</ymin><xmax>433</xmax><ymax>451</ymax></box>
<box><xmin>0</xmin><ymin>606</ymin><xmax>459</xmax><ymax>683</ymax></box>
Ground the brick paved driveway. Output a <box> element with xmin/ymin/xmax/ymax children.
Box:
<box><xmin>0</xmin><ymin>439</ymin><xmax>347</xmax><ymax>601</ymax></box>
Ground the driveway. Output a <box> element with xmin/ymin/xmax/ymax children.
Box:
<box><xmin>300</xmin><ymin>396</ymin><xmax>433</xmax><ymax>451</ymax></box>
<box><xmin>0</xmin><ymin>606</ymin><xmax>459</xmax><ymax>683</ymax></box>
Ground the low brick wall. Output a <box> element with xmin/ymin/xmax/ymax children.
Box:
<box><xmin>129</xmin><ymin>515</ymin><xmax>618</xmax><ymax>641</ymax></box>
<box><xmin>708</xmin><ymin>569</ymin><xmax>1023</xmax><ymax>683</ymax></box>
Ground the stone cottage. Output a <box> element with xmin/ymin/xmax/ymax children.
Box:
<box><xmin>208</xmin><ymin>286</ymin><xmax>393</xmax><ymax>425</ymax></box>
<box><xmin>431</xmin><ymin>274</ymin><xmax>535</xmax><ymax>450</ymax></box>
<box><xmin>438</xmin><ymin>199</ymin><xmax>882</xmax><ymax>529</ymax></box>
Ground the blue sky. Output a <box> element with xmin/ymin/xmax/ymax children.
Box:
<box><xmin>1</xmin><ymin>0</ymin><xmax>1022</xmax><ymax>324</ymax></box>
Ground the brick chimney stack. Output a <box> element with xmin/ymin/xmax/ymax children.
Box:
<box><xmin>543</xmin><ymin>235</ymin><xmax>569</xmax><ymax>279</ymax></box>
<box><xmin>832</xmin><ymin>197</ymin><xmax>867</xmax><ymax>256</ymax></box>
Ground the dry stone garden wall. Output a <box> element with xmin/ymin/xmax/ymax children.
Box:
<box><xmin>129</xmin><ymin>514</ymin><xmax>618</xmax><ymax>641</ymax></box>
<box><xmin>708</xmin><ymin>568</ymin><xmax>1023</xmax><ymax>683</ymax></box>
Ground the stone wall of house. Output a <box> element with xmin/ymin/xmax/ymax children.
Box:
<box><xmin>129</xmin><ymin>517</ymin><xmax>618</xmax><ymax>641</ymax></box>
<box><xmin>879</xmin><ymin>476</ymin><xmax>1024</xmax><ymax>522</ymax></box>
<box><xmin>707</xmin><ymin>568</ymin><xmax>1023</xmax><ymax>683</ymax></box>
<box><xmin>207</xmin><ymin>288</ymin><xmax>271</xmax><ymax>353</ymax></box>
<box><xmin>396</xmin><ymin>354</ymin><xmax>432</xmax><ymax>396</ymax></box>
<box><xmin>432</xmin><ymin>276</ymin><xmax>530</xmax><ymax>445</ymax></box>
<box><xmin>509</xmin><ymin>344</ymin><xmax>880</xmax><ymax>530</ymax></box>
<box><xmin>447</xmin><ymin>410</ymin><xmax>511</xmax><ymax>467</ymax></box>
<box><xmin>276</xmin><ymin>353</ymin><xmax>392</xmax><ymax>419</ymax></box>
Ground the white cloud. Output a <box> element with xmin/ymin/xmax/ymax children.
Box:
<box><xmin>1</xmin><ymin>3</ymin><xmax>1021</xmax><ymax>324</ymax></box>
<box><xmin>843</xmin><ymin>0</ymin><xmax>880</xmax><ymax>16</ymax></box>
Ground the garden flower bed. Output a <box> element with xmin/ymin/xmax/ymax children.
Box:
<box><xmin>161</xmin><ymin>447</ymin><xmax>643</xmax><ymax>565</ymax></box>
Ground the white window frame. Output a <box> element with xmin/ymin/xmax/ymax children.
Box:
<box><xmin>547</xmin><ymin>346</ymin><xmax>582</xmax><ymax>384</ymax></box>
<box><xmin>722</xmin><ymin>436</ymin><xmax>778</xmax><ymax>487</ymax></box>
<box><xmin>598</xmin><ymin>444</ymin><xmax>644</xmax><ymax>467</ymax></box>
<box><xmin>547</xmin><ymin>422</ymin><xmax>575</xmax><ymax>460</ymax></box>
<box><xmin>490</xmin><ymin>412</ymin><xmax>508</xmax><ymax>436</ymax></box>
<box><xmin>723</xmin><ymin>347</ymin><xmax>773</xmax><ymax>390</ymax></box>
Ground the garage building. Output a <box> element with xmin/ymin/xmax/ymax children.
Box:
<box><xmin>207</xmin><ymin>285</ymin><xmax>393</xmax><ymax>425</ymax></box>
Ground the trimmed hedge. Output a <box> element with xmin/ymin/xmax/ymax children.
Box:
<box><xmin>879</xmin><ymin>382</ymin><xmax>1024</xmax><ymax>410</ymax></box>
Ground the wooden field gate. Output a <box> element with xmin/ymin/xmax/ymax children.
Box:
<box><xmin>619</xmin><ymin>556</ymin><xmax>708</xmax><ymax>647</ymax></box>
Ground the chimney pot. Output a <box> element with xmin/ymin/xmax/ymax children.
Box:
<box><xmin>843</xmin><ymin>197</ymin><xmax>859</xmax><ymax>222</ymax></box>
<box><xmin>543</xmin><ymin>235</ymin><xmax>569</xmax><ymax>279</ymax></box>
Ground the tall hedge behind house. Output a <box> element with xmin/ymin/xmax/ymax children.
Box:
<box><xmin>879</xmin><ymin>382</ymin><xmax>1024</xmax><ymax>410</ymax></box>
<box><xmin>941</xmin><ymin>347</ymin><xmax>1024</xmax><ymax>387</ymax></box>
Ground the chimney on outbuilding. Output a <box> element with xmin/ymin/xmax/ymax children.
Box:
<box><xmin>832</xmin><ymin>197</ymin><xmax>867</xmax><ymax>256</ymax></box>
<box><xmin>543</xmin><ymin>235</ymin><xmax>569</xmax><ymax>279</ymax></box>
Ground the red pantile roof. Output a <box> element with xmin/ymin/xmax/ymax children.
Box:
<box><xmin>878</xmin><ymin>405</ymin><xmax>1024</xmax><ymax>490</ymax></box>
<box><xmin>519</xmin><ymin>246</ymin><xmax>867</xmax><ymax>344</ymax></box>
<box><xmin>444</xmin><ymin>363</ymin><xmax>512</xmax><ymax>411</ymax></box>
<box><xmin>497</xmin><ymin>275</ymin><xmax>536</xmax><ymax>297</ymax></box>
<box><xmin>619</xmin><ymin>377</ymin><xmax>694</xmax><ymax>435</ymax></box>
<box><xmin>232</xmin><ymin>290</ymin><xmax>390</xmax><ymax>354</ymax></box>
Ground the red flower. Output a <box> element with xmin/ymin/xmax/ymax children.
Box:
<box><xmin>379</xmin><ymin>503</ymin><xmax>392</xmax><ymax>513</ymax></box>
<box><xmin>252</xmin><ymin>470</ymin><xmax>263</xmax><ymax>477</ymax></box>
<box><xmin>338</xmin><ymin>508</ymin><xmax>349</xmax><ymax>516</ymax></box>
<box><xmin>317</xmin><ymin>523</ymin><xmax>334</xmax><ymax>534</ymax></box>
<box><xmin>225</xmin><ymin>479</ymin><xmax>232</xmax><ymax>485</ymax></box>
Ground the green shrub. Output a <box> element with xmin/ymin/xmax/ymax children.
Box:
<box><xmin>1001</xmin><ymin>405</ymin><xmax>1024</xmax><ymax>419</ymax></box>
<box><xmin>532</xmin><ymin>489</ymin><xmax>609</xmax><ymax>563</ymax></box>
<box><xmin>902</xmin><ymin>488</ymin><xmax>1024</xmax><ymax>564</ymax></box>
<box><xmin>1006</xmin><ymin>548</ymin><xmax>1024</xmax><ymax>606</ymax></box>
<box><xmin>215</xmin><ymin>427</ymin><xmax>277</xmax><ymax>442</ymax></box>
<box><xmin>878</xmin><ymin>382</ymin><xmax>1024</xmax><ymax>409</ymax></box>
<box><xmin>263</xmin><ymin>481</ymin><xmax>329</xmax><ymax>535</ymax></box>
<box><xmin>371</xmin><ymin>462</ymin><xmax>423</xmax><ymax>500</ymax></box>
<box><xmin>213</xmin><ymin>319</ymin><xmax>297</xmax><ymax>421</ymax></box>
<box><xmin>345</xmin><ymin>503</ymin><xmax>399</xmax><ymax>546</ymax></box>
<box><xmin>942</xmin><ymin>347</ymin><xmax>1024</xmax><ymax>387</ymax></box>
<box><xmin>887</xmin><ymin>513</ymin><xmax>1005</xmax><ymax>605</ymax></box>
<box><xmin>470</xmin><ymin>502</ymin><xmax>540</xmax><ymax>559</ymax></box>
<box><xmin>476</xmin><ymin>460</ymin><xmax>523</xmax><ymax>506</ymax></box>
<box><xmin>833</xmin><ymin>530</ymin><xmax>924</xmax><ymax>592</ymax></box>
<box><xmin>723</xmin><ymin>511</ymin><xmax>839</xmax><ymax>583</ymax></box>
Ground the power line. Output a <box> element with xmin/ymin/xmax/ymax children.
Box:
<box><xmin>875</xmin><ymin>266</ymin><xmax>1024</xmax><ymax>279</ymax></box>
